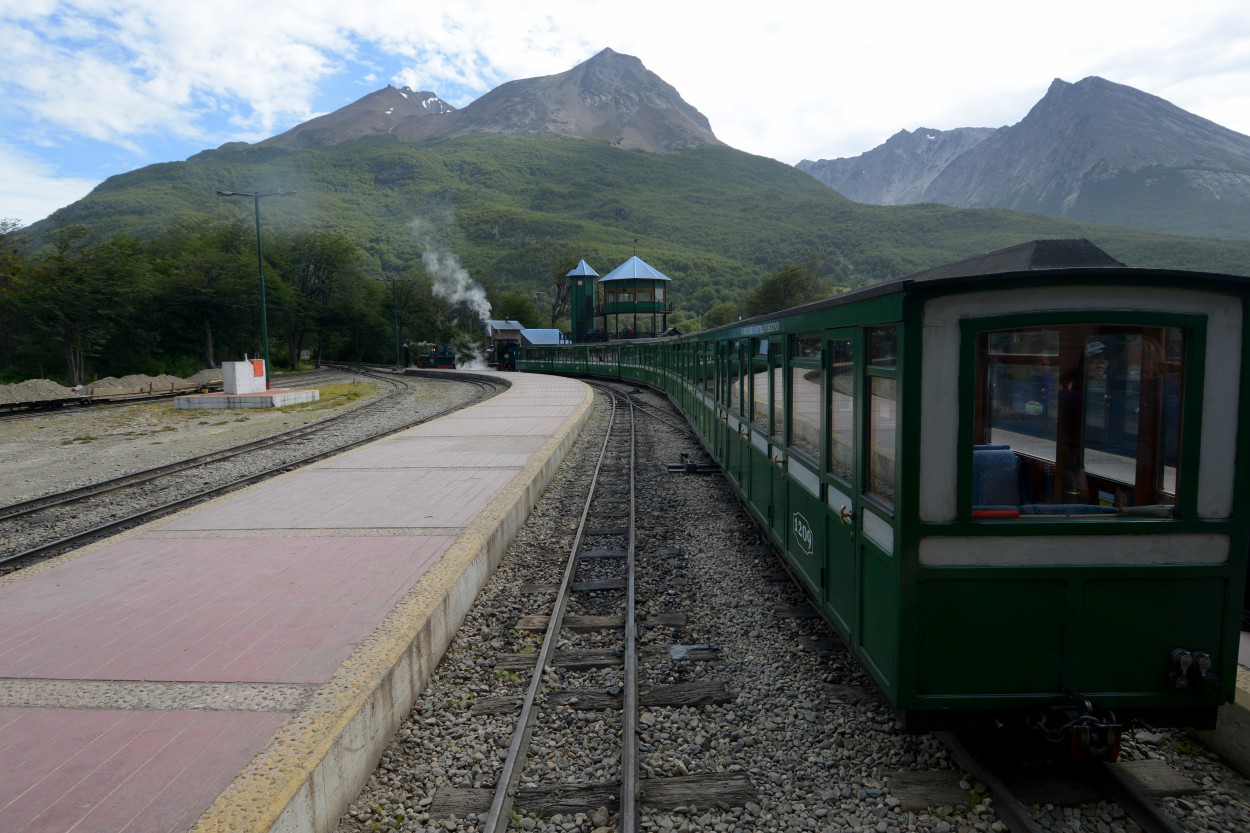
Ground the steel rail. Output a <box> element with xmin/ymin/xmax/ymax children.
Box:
<box><xmin>483</xmin><ymin>389</ymin><xmax>625</xmax><ymax>831</ymax></box>
<box><xmin>938</xmin><ymin>731</ymin><xmax>1188</xmax><ymax>833</ymax></box>
<box><xmin>0</xmin><ymin>369</ymin><xmax>409</xmax><ymax>523</ymax></box>
<box><xmin>934</xmin><ymin>731</ymin><xmax>1046</xmax><ymax>833</ymax></box>
<box><xmin>1090</xmin><ymin>760</ymin><xmax>1188</xmax><ymax>833</ymax></box>
<box><xmin>626</xmin><ymin>397</ymin><xmax>694</xmax><ymax>436</ymax></box>
<box><xmin>620</xmin><ymin>388</ymin><xmax>640</xmax><ymax>832</ymax></box>
<box><xmin>1</xmin><ymin>376</ymin><xmax>504</xmax><ymax>568</ymax></box>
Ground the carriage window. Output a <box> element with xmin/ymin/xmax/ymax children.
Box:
<box><xmin>751</xmin><ymin>338</ymin><xmax>770</xmax><ymax>431</ymax></box>
<box><xmin>789</xmin><ymin>336</ymin><xmax>822</xmax><ymax>460</ymax></box>
<box><xmin>869</xmin><ymin>326</ymin><xmax>897</xmax><ymax>369</ymax></box>
<box><xmin>729</xmin><ymin>341</ymin><xmax>745</xmax><ymax>415</ymax></box>
<box><xmin>868</xmin><ymin>376</ymin><xmax>897</xmax><ymax>507</ymax></box>
<box><xmin>828</xmin><ymin>338</ymin><xmax>854</xmax><ymax>482</ymax></box>
<box><xmin>771</xmin><ymin>346</ymin><xmax>785</xmax><ymax>436</ymax></box>
<box><xmin>973</xmin><ymin>324</ymin><xmax>1184</xmax><ymax>518</ymax></box>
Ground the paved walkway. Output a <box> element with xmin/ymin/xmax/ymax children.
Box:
<box><xmin>0</xmin><ymin>371</ymin><xmax>593</xmax><ymax>833</ymax></box>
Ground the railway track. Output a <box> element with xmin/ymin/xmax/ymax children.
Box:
<box><xmin>337</xmin><ymin>379</ymin><xmax>1250</xmax><ymax>833</ymax></box>
<box><xmin>938</xmin><ymin>731</ymin><xmax>1193</xmax><ymax>833</ymax></box>
<box><xmin>0</xmin><ymin>368</ymin><xmax>504</xmax><ymax>571</ymax></box>
<box><xmin>417</xmin><ymin>382</ymin><xmax>754</xmax><ymax>831</ymax></box>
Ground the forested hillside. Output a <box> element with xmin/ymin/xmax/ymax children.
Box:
<box><xmin>9</xmin><ymin>134</ymin><xmax>1250</xmax><ymax>387</ymax></box>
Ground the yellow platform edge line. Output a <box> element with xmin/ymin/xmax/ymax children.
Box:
<box><xmin>190</xmin><ymin>378</ymin><xmax>595</xmax><ymax>833</ymax></box>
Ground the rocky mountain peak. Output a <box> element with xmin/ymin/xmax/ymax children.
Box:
<box><xmin>262</xmin><ymin>86</ymin><xmax>455</xmax><ymax>148</ymax></box>
<box><xmin>260</xmin><ymin>49</ymin><xmax>718</xmax><ymax>154</ymax></box>
<box><xmin>798</xmin><ymin>75</ymin><xmax>1250</xmax><ymax>240</ymax></box>
<box><xmin>797</xmin><ymin>126</ymin><xmax>996</xmax><ymax>204</ymax></box>
<box><xmin>430</xmin><ymin>47</ymin><xmax>720</xmax><ymax>151</ymax></box>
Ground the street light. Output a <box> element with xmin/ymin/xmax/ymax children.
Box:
<box><xmin>382</xmin><ymin>276</ymin><xmax>402</xmax><ymax>370</ymax></box>
<box><xmin>215</xmin><ymin>189</ymin><xmax>294</xmax><ymax>388</ymax></box>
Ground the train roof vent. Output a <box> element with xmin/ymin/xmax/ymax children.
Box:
<box><xmin>908</xmin><ymin>239</ymin><xmax>1126</xmax><ymax>283</ymax></box>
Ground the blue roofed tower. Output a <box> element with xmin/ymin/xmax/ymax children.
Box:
<box><xmin>598</xmin><ymin>255</ymin><xmax>672</xmax><ymax>339</ymax></box>
<box><xmin>566</xmin><ymin>259</ymin><xmax>600</xmax><ymax>342</ymax></box>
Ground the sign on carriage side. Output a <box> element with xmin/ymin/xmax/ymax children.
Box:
<box><xmin>792</xmin><ymin>511</ymin><xmax>814</xmax><ymax>557</ymax></box>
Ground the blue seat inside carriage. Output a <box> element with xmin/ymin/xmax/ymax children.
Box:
<box><xmin>971</xmin><ymin>444</ymin><xmax>1110</xmax><ymax>516</ymax></box>
<box><xmin>971</xmin><ymin>444</ymin><xmax>1021</xmax><ymax>509</ymax></box>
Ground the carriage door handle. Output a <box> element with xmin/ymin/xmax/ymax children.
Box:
<box><xmin>838</xmin><ymin>505</ymin><xmax>855</xmax><ymax>525</ymax></box>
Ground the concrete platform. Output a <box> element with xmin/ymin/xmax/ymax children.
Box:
<box><xmin>174</xmin><ymin>389</ymin><xmax>320</xmax><ymax>409</ymax></box>
<box><xmin>1189</xmin><ymin>632</ymin><xmax>1250</xmax><ymax>779</ymax></box>
<box><xmin>0</xmin><ymin>371</ymin><xmax>592</xmax><ymax>833</ymax></box>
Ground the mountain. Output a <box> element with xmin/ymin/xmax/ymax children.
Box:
<box><xmin>260</xmin><ymin>87</ymin><xmax>456</xmax><ymax>148</ymax></box>
<box><xmin>797</xmin><ymin>77</ymin><xmax>1250</xmax><ymax>241</ymax></box>
<box><xmin>798</xmin><ymin>127</ymin><xmax>997</xmax><ymax>205</ymax></box>
<box><xmin>260</xmin><ymin>48</ymin><xmax>720</xmax><ymax>153</ymax></box>
<box><xmin>30</xmin><ymin>54</ymin><xmax>1250</xmax><ymax>305</ymax></box>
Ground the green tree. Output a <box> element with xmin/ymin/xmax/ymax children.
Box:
<box><xmin>744</xmin><ymin>265</ymin><xmax>823</xmax><ymax>316</ymax></box>
<box><xmin>23</xmin><ymin>225</ymin><xmax>148</xmax><ymax>385</ymax></box>
<box><xmin>704</xmin><ymin>301</ymin><xmax>740</xmax><ymax>328</ymax></box>
<box><xmin>543</xmin><ymin>254</ymin><xmax>581</xmax><ymax>329</ymax></box>
<box><xmin>493</xmin><ymin>290</ymin><xmax>540</xmax><ymax>327</ymax></box>
<box><xmin>269</xmin><ymin>230</ymin><xmax>364</xmax><ymax>370</ymax></box>
<box><xmin>149</xmin><ymin>220</ymin><xmax>261</xmax><ymax>369</ymax></box>
<box><xmin>0</xmin><ymin>219</ymin><xmax>30</xmax><ymax>378</ymax></box>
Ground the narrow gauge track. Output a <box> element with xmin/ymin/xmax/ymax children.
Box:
<box><xmin>939</xmin><ymin>731</ymin><xmax>1192</xmax><ymax>833</ymax></box>
<box><xmin>422</xmin><ymin>382</ymin><xmax>754</xmax><ymax>832</ymax></box>
<box><xmin>338</xmin><ymin>381</ymin><xmax>1249</xmax><ymax>833</ymax></box>
<box><xmin>610</xmin><ymin>382</ymin><xmax>1213</xmax><ymax>833</ymax></box>
<box><xmin>0</xmin><ymin>369</ymin><xmax>504</xmax><ymax>572</ymax></box>
<box><xmin>0</xmin><ymin>366</ymin><xmax>407</xmax><ymax>523</ymax></box>
<box><xmin>484</xmin><ymin>381</ymin><xmax>644</xmax><ymax>831</ymax></box>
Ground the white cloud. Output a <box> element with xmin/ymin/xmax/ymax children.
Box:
<box><xmin>1</xmin><ymin>0</ymin><xmax>1249</xmax><ymax>225</ymax></box>
<box><xmin>0</xmin><ymin>142</ymin><xmax>97</xmax><ymax>226</ymax></box>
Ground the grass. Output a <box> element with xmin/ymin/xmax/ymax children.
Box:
<box><xmin>288</xmin><ymin>381</ymin><xmax>380</xmax><ymax>412</ymax></box>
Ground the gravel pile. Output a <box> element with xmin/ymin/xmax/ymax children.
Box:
<box><xmin>335</xmin><ymin>386</ymin><xmax>1250</xmax><ymax>833</ymax></box>
<box><xmin>0</xmin><ymin>370</ymin><xmax>224</xmax><ymax>404</ymax></box>
<box><xmin>0</xmin><ymin>379</ymin><xmax>79</xmax><ymax>404</ymax></box>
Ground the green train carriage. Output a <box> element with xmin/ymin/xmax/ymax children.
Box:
<box><xmin>519</xmin><ymin>240</ymin><xmax>1249</xmax><ymax>753</ymax></box>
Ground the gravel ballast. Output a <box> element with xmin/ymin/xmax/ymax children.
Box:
<box><xmin>5</xmin><ymin>375</ymin><xmax>1248</xmax><ymax>832</ymax></box>
<box><xmin>0</xmin><ymin>370</ymin><xmax>484</xmax><ymax>562</ymax></box>
<box><xmin>333</xmin><ymin>385</ymin><xmax>1250</xmax><ymax>833</ymax></box>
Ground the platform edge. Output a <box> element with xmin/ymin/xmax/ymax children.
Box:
<box><xmin>188</xmin><ymin>378</ymin><xmax>594</xmax><ymax>833</ymax></box>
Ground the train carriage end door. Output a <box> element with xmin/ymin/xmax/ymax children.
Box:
<box><xmin>822</xmin><ymin>331</ymin><xmax>859</xmax><ymax>638</ymax></box>
<box><xmin>856</xmin><ymin>325</ymin><xmax>900</xmax><ymax>688</ymax></box>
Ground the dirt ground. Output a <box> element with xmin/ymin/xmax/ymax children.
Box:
<box><xmin>0</xmin><ymin>386</ymin><xmax>383</xmax><ymax>506</ymax></box>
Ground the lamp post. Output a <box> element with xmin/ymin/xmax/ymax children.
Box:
<box><xmin>383</xmin><ymin>276</ymin><xmax>402</xmax><ymax>370</ymax></box>
<box><xmin>215</xmin><ymin>189</ymin><xmax>294</xmax><ymax>388</ymax></box>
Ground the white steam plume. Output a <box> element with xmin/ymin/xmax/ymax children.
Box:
<box><xmin>411</xmin><ymin>216</ymin><xmax>492</xmax><ymax>322</ymax></box>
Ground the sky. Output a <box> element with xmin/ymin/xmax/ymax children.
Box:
<box><xmin>3</xmin><ymin>1</ymin><xmax>1250</xmax><ymax>227</ymax></box>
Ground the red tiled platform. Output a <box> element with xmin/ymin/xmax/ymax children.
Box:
<box><xmin>0</xmin><ymin>371</ymin><xmax>592</xmax><ymax>833</ymax></box>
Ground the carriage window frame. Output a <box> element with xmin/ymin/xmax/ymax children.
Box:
<box><xmin>864</xmin><ymin>325</ymin><xmax>900</xmax><ymax>513</ymax></box>
<box><xmin>826</xmin><ymin>334</ymin><xmax>856</xmax><ymax>487</ymax></box>
<box><xmin>770</xmin><ymin>339</ymin><xmax>785</xmax><ymax>438</ymax></box>
<box><xmin>960</xmin><ymin>311</ymin><xmax>1205</xmax><ymax>522</ymax></box>
<box><xmin>725</xmin><ymin>339</ymin><xmax>747</xmax><ymax>416</ymax></box>
<box><xmin>750</xmin><ymin>338</ymin><xmax>771</xmax><ymax>431</ymax></box>
<box><xmin>787</xmin><ymin>334</ymin><xmax>823</xmax><ymax>464</ymax></box>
